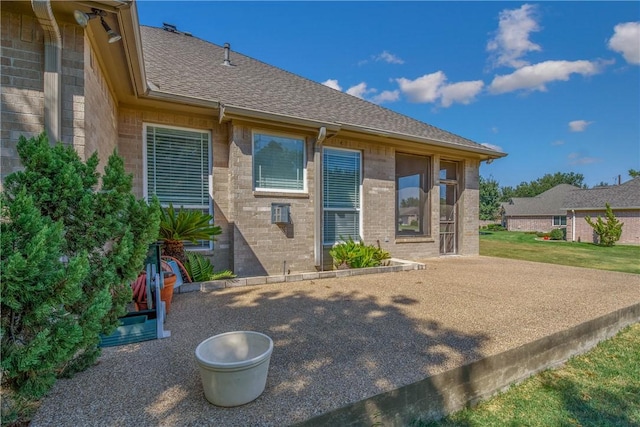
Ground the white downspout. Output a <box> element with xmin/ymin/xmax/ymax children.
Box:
<box><xmin>31</xmin><ymin>0</ymin><xmax>62</xmax><ymax>143</ymax></box>
<box><xmin>571</xmin><ymin>209</ymin><xmax>576</xmax><ymax>242</ymax></box>
<box><xmin>314</xmin><ymin>127</ymin><xmax>327</xmax><ymax>269</ymax></box>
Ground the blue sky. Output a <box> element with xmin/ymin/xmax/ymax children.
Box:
<box><xmin>137</xmin><ymin>1</ymin><xmax>640</xmax><ymax>188</ymax></box>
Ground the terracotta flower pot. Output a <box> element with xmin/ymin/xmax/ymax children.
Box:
<box><xmin>161</xmin><ymin>272</ymin><xmax>177</xmax><ymax>314</ymax></box>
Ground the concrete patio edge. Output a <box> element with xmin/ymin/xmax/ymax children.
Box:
<box><xmin>293</xmin><ymin>302</ymin><xmax>640</xmax><ymax>427</ymax></box>
<box><xmin>175</xmin><ymin>258</ymin><xmax>426</xmax><ymax>293</ymax></box>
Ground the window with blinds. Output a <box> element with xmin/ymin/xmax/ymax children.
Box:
<box><xmin>253</xmin><ymin>132</ymin><xmax>305</xmax><ymax>191</ymax></box>
<box><xmin>145</xmin><ymin>124</ymin><xmax>212</xmax><ymax>249</ymax></box>
<box><xmin>323</xmin><ymin>148</ymin><xmax>361</xmax><ymax>245</ymax></box>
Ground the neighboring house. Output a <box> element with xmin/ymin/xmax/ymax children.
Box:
<box><xmin>500</xmin><ymin>184</ymin><xmax>580</xmax><ymax>233</ymax></box>
<box><xmin>500</xmin><ymin>179</ymin><xmax>640</xmax><ymax>245</ymax></box>
<box><xmin>564</xmin><ymin>178</ymin><xmax>640</xmax><ymax>245</ymax></box>
<box><xmin>1</xmin><ymin>1</ymin><xmax>506</xmax><ymax>277</ymax></box>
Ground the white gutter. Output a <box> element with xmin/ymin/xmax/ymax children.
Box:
<box><xmin>145</xmin><ymin>90</ymin><xmax>220</xmax><ymax>109</ymax></box>
<box><xmin>220</xmin><ymin>104</ymin><xmax>340</xmax><ymax>132</ymax></box>
<box><xmin>571</xmin><ymin>209</ymin><xmax>576</xmax><ymax>242</ymax></box>
<box><xmin>31</xmin><ymin>0</ymin><xmax>61</xmax><ymax>142</ymax></box>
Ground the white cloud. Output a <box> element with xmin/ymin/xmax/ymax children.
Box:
<box><xmin>568</xmin><ymin>152</ymin><xmax>601</xmax><ymax>165</ymax></box>
<box><xmin>346</xmin><ymin>82</ymin><xmax>375</xmax><ymax>99</ymax></box>
<box><xmin>552</xmin><ymin>140</ymin><xmax>565</xmax><ymax>146</ymax></box>
<box><xmin>374</xmin><ymin>51</ymin><xmax>405</xmax><ymax>64</ymax></box>
<box><xmin>491</xmin><ymin>126</ymin><xmax>499</xmax><ymax>134</ymax></box>
<box><xmin>396</xmin><ymin>71</ymin><xmax>483</xmax><ymax>107</ymax></box>
<box><xmin>487</xmin><ymin>4</ymin><xmax>542</xmax><ymax>69</ymax></box>
<box><xmin>489</xmin><ymin>60</ymin><xmax>604</xmax><ymax>94</ymax></box>
<box><xmin>440</xmin><ymin>81</ymin><xmax>485</xmax><ymax>107</ymax></box>
<box><xmin>481</xmin><ymin>143</ymin><xmax>503</xmax><ymax>152</ymax></box>
<box><xmin>608</xmin><ymin>22</ymin><xmax>640</xmax><ymax>65</ymax></box>
<box><xmin>396</xmin><ymin>72</ymin><xmax>446</xmax><ymax>103</ymax></box>
<box><xmin>322</xmin><ymin>79</ymin><xmax>342</xmax><ymax>91</ymax></box>
<box><xmin>569</xmin><ymin>120</ymin><xmax>593</xmax><ymax>132</ymax></box>
<box><xmin>371</xmin><ymin>90</ymin><xmax>400</xmax><ymax>104</ymax></box>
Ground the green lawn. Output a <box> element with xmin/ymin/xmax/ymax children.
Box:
<box><xmin>415</xmin><ymin>323</ymin><xmax>640</xmax><ymax>427</ymax></box>
<box><xmin>480</xmin><ymin>231</ymin><xmax>640</xmax><ymax>274</ymax></box>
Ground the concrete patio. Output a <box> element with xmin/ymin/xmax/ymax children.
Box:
<box><xmin>31</xmin><ymin>256</ymin><xmax>640</xmax><ymax>426</ymax></box>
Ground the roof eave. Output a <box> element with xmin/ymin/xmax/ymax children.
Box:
<box><xmin>565</xmin><ymin>206</ymin><xmax>640</xmax><ymax>210</ymax></box>
<box><xmin>338</xmin><ymin>123</ymin><xmax>508</xmax><ymax>159</ymax></box>
<box><xmin>142</xmin><ymin>84</ymin><xmax>506</xmax><ymax>158</ymax></box>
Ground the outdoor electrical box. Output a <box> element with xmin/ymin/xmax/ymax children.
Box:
<box><xmin>271</xmin><ymin>203</ymin><xmax>290</xmax><ymax>224</ymax></box>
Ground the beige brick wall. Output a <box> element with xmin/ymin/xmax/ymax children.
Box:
<box><xmin>506</xmin><ymin>216</ymin><xmax>561</xmax><ymax>232</ymax></box>
<box><xmin>1</xmin><ymin>10</ymin><xmax>45</xmax><ymax>183</ymax></box>
<box><xmin>459</xmin><ymin>159</ymin><xmax>480</xmax><ymax>255</ymax></box>
<box><xmin>117</xmin><ymin>108</ymin><xmax>232</xmax><ymax>271</ymax></box>
<box><xmin>229</xmin><ymin>124</ymin><xmax>316</xmax><ymax>276</ymax></box>
<box><xmin>82</xmin><ymin>34</ymin><xmax>118</xmax><ymax>171</ymax></box>
<box><xmin>0</xmin><ymin>10</ymin><xmax>114</xmax><ymax>182</ymax></box>
<box><xmin>569</xmin><ymin>209</ymin><xmax>640</xmax><ymax>245</ymax></box>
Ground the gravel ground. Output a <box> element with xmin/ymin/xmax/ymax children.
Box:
<box><xmin>31</xmin><ymin>256</ymin><xmax>640</xmax><ymax>427</ymax></box>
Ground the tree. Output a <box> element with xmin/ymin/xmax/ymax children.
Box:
<box><xmin>1</xmin><ymin>189</ymin><xmax>88</xmax><ymax>398</ymax></box>
<box><xmin>2</xmin><ymin>134</ymin><xmax>160</xmax><ymax>383</ymax></box>
<box><xmin>499</xmin><ymin>172</ymin><xmax>586</xmax><ymax>201</ymax></box>
<box><xmin>629</xmin><ymin>169</ymin><xmax>640</xmax><ymax>178</ymax></box>
<box><xmin>585</xmin><ymin>203</ymin><xmax>623</xmax><ymax>246</ymax></box>
<box><xmin>479</xmin><ymin>175</ymin><xmax>501</xmax><ymax>220</ymax></box>
<box><xmin>400</xmin><ymin>197</ymin><xmax>420</xmax><ymax>208</ymax></box>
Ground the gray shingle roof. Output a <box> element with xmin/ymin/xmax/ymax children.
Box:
<box><xmin>501</xmin><ymin>184</ymin><xmax>580</xmax><ymax>216</ymax></box>
<box><xmin>563</xmin><ymin>177</ymin><xmax>640</xmax><ymax>209</ymax></box>
<box><xmin>140</xmin><ymin>26</ymin><xmax>503</xmax><ymax>155</ymax></box>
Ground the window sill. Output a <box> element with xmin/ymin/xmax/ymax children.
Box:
<box><xmin>395</xmin><ymin>236</ymin><xmax>435</xmax><ymax>244</ymax></box>
<box><xmin>253</xmin><ymin>191</ymin><xmax>309</xmax><ymax>199</ymax></box>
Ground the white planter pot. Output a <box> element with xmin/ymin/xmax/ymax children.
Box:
<box><xmin>195</xmin><ymin>331</ymin><xmax>273</xmax><ymax>407</ymax></box>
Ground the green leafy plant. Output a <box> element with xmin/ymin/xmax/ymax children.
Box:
<box><xmin>183</xmin><ymin>252</ymin><xmax>236</xmax><ymax>281</ymax></box>
<box><xmin>549</xmin><ymin>228</ymin><xmax>564</xmax><ymax>241</ymax></box>
<box><xmin>158</xmin><ymin>203</ymin><xmax>222</xmax><ymax>264</ymax></box>
<box><xmin>1</xmin><ymin>134</ymin><xmax>160</xmax><ymax>400</ymax></box>
<box><xmin>329</xmin><ymin>237</ymin><xmax>391</xmax><ymax>269</ymax></box>
<box><xmin>184</xmin><ymin>251</ymin><xmax>215</xmax><ymax>282</ymax></box>
<box><xmin>210</xmin><ymin>270</ymin><xmax>237</xmax><ymax>280</ymax></box>
<box><xmin>585</xmin><ymin>203</ymin><xmax>623</xmax><ymax>247</ymax></box>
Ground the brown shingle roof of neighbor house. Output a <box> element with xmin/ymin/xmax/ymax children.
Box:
<box><xmin>139</xmin><ymin>26</ymin><xmax>505</xmax><ymax>157</ymax></box>
<box><xmin>501</xmin><ymin>184</ymin><xmax>581</xmax><ymax>217</ymax></box>
<box><xmin>563</xmin><ymin>177</ymin><xmax>640</xmax><ymax>210</ymax></box>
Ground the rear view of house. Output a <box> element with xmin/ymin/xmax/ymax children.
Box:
<box><xmin>501</xmin><ymin>180</ymin><xmax>640</xmax><ymax>245</ymax></box>
<box><xmin>2</xmin><ymin>0</ymin><xmax>506</xmax><ymax>277</ymax></box>
<box><xmin>501</xmin><ymin>184</ymin><xmax>579</xmax><ymax>233</ymax></box>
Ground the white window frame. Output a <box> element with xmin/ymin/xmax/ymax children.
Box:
<box><xmin>553</xmin><ymin>215</ymin><xmax>567</xmax><ymax>226</ymax></box>
<box><xmin>252</xmin><ymin>130</ymin><xmax>307</xmax><ymax>193</ymax></box>
<box><xmin>143</xmin><ymin>123</ymin><xmax>213</xmax><ymax>250</ymax></box>
<box><xmin>323</xmin><ymin>147</ymin><xmax>362</xmax><ymax>246</ymax></box>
